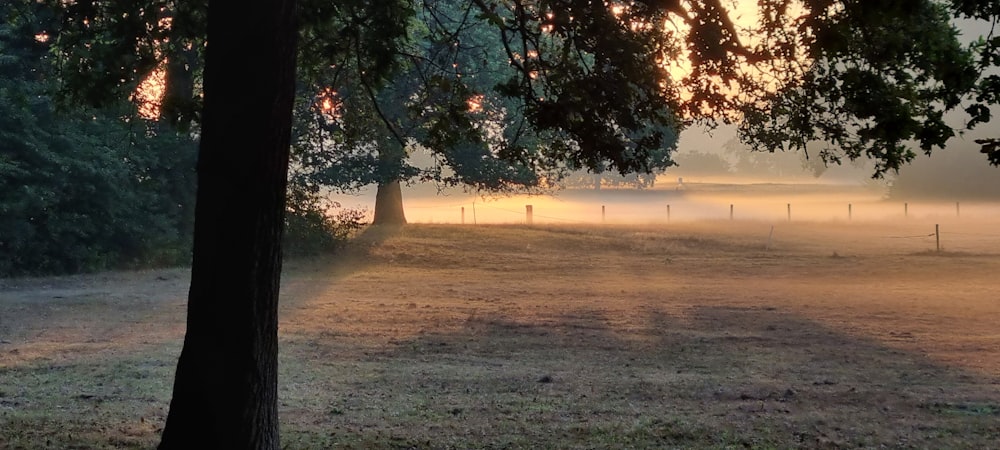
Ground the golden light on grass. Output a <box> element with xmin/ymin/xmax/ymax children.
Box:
<box><xmin>5</xmin><ymin>218</ymin><xmax>1000</xmax><ymax>447</ymax></box>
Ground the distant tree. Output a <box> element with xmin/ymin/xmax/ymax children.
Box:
<box><xmin>292</xmin><ymin>0</ymin><xmax>679</xmax><ymax>222</ymax></box>
<box><xmin>558</xmin><ymin>168</ymin><xmax>663</xmax><ymax>190</ymax></box>
<box><xmin>672</xmin><ymin>150</ymin><xmax>733</xmax><ymax>177</ymax></box>
<box><xmin>37</xmin><ymin>0</ymin><xmax>1000</xmax><ymax>446</ymax></box>
<box><xmin>889</xmin><ymin>143</ymin><xmax>1000</xmax><ymax>200</ymax></box>
<box><xmin>717</xmin><ymin>137</ymin><xmax>827</xmax><ymax>178</ymax></box>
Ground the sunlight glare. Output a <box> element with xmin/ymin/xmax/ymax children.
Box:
<box><xmin>467</xmin><ymin>93</ymin><xmax>485</xmax><ymax>113</ymax></box>
<box><xmin>317</xmin><ymin>87</ymin><xmax>342</xmax><ymax>119</ymax></box>
<box><xmin>135</xmin><ymin>65</ymin><xmax>166</xmax><ymax>120</ymax></box>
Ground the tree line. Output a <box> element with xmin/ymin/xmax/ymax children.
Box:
<box><xmin>0</xmin><ymin>2</ymin><xmax>366</xmax><ymax>276</ymax></box>
<box><xmin>0</xmin><ymin>6</ymin><xmax>197</xmax><ymax>276</ymax></box>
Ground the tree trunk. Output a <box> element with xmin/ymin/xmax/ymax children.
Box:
<box><xmin>371</xmin><ymin>139</ymin><xmax>408</xmax><ymax>226</ymax></box>
<box><xmin>372</xmin><ymin>179</ymin><xmax>407</xmax><ymax>225</ymax></box>
<box><xmin>160</xmin><ymin>3</ymin><xmax>200</xmax><ymax>130</ymax></box>
<box><xmin>161</xmin><ymin>48</ymin><xmax>198</xmax><ymax>128</ymax></box>
<box><xmin>158</xmin><ymin>0</ymin><xmax>297</xmax><ymax>448</ymax></box>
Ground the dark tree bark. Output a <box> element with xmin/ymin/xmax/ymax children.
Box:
<box><xmin>371</xmin><ymin>142</ymin><xmax>408</xmax><ymax>225</ymax></box>
<box><xmin>372</xmin><ymin>179</ymin><xmax>407</xmax><ymax>225</ymax></box>
<box><xmin>158</xmin><ymin>0</ymin><xmax>298</xmax><ymax>448</ymax></box>
<box><xmin>159</xmin><ymin>2</ymin><xmax>200</xmax><ymax>130</ymax></box>
<box><xmin>161</xmin><ymin>47</ymin><xmax>198</xmax><ymax>129</ymax></box>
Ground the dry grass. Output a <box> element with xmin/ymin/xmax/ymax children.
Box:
<box><xmin>3</xmin><ymin>219</ymin><xmax>1000</xmax><ymax>448</ymax></box>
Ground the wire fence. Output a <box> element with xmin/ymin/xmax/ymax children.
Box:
<box><xmin>394</xmin><ymin>199</ymin><xmax>1000</xmax><ymax>254</ymax></box>
<box><xmin>403</xmin><ymin>200</ymin><xmax>999</xmax><ymax>225</ymax></box>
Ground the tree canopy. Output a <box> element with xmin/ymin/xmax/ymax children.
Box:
<box><xmin>0</xmin><ymin>1</ymin><xmax>197</xmax><ymax>276</ymax></box>
<box><xmin>40</xmin><ymin>0</ymin><xmax>1000</xmax><ymax>194</ymax></box>
<box><xmin>738</xmin><ymin>1</ymin><xmax>987</xmax><ymax>176</ymax></box>
<box><xmin>42</xmin><ymin>0</ymin><xmax>1000</xmax><ymax>182</ymax></box>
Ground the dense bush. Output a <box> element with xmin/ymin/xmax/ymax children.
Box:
<box><xmin>0</xmin><ymin>104</ymin><xmax>199</xmax><ymax>275</ymax></box>
<box><xmin>0</xmin><ymin>8</ymin><xmax>199</xmax><ymax>276</ymax></box>
<box><xmin>284</xmin><ymin>186</ymin><xmax>368</xmax><ymax>256</ymax></box>
<box><xmin>0</xmin><ymin>3</ymin><xmax>364</xmax><ymax>275</ymax></box>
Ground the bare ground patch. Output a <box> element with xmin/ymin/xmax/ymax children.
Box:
<box><xmin>3</xmin><ymin>221</ymin><xmax>1000</xmax><ymax>448</ymax></box>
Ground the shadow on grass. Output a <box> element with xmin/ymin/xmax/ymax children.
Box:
<box><xmin>282</xmin><ymin>304</ymin><xmax>1000</xmax><ymax>448</ymax></box>
<box><xmin>0</xmin><ymin>224</ymin><xmax>406</xmax><ymax>449</ymax></box>
<box><xmin>4</xmin><ymin>223</ymin><xmax>1000</xmax><ymax>448</ymax></box>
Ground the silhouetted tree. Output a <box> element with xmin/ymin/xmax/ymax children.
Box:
<box><xmin>291</xmin><ymin>0</ymin><xmax>680</xmax><ymax>223</ymax></box>
<box><xmin>154</xmin><ymin>1</ymin><xmax>298</xmax><ymax>447</ymax></box>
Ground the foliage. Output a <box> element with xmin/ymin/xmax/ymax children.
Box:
<box><xmin>37</xmin><ymin>0</ymin><xmax>1000</xmax><ymax>183</ymax></box>
<box><xmin>558</xmin><ymin>169</ymin><xmax>661</xmax><ymax>190</ymax></box>
<box><xmin>42</xmin><ymin>0</ymin><xmax>681</xmax><ymax>199</ymax></box>
<box><xmin>0</xmin><ymin>2</ymin><xmax>198</xmax><ymax>276</ymax></box>
<box><xmin>38</xmin><ymin>0</ymin><xmax>207</xmax><ymax>128</ymax></box>
<box><xmin>293</xmin><ymin>0</ymin><xmax>664</xmax><ymax>196</ymax></box>
<box><xmin>737</xmin><ymin>0</ymin><xmax>986</xmax><ymax>177</ymax></box>
<box><xmin>0</xmin><ymin>110</ymin><xmax>198</xmax><ymax>275</ymax></box>
<box><xmin>298</xmin><ymin>0</ymin><xmax>1000</xmax><ymax>189</ymax></box>
<box><xmin>1</xmin><ymin>0</ymin><xmax>383</xmax><ymax>276</ymax></box>
<box><xmin>14</xmin><ymin>0</ymin><xmax>1000</xmax><ymax>271</ymax></box>
<box><xmin>284</xmin><ymin>187</ymin><xmax>368</xmax><ymax>256</ymax></box>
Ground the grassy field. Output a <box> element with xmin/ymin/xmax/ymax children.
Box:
<box><xmin>2</xmin><ymin>220</ymin><xmax>1000</xmax><ymax>448</ymax></box>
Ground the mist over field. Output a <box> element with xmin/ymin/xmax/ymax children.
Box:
<box><xmin>10</xmin><ymin>127</ymin><xmax>1000</xmax><ymax>446</ymax></box>
<box><xmin>332</xmin><ymin>127</ymin><xmax>1000</xmax><ymax>226</ymax></box>
<box><xmin>6</xmin><ymin>218</ymin><xmax>1000</xmax><ymax>447</ymax></box>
